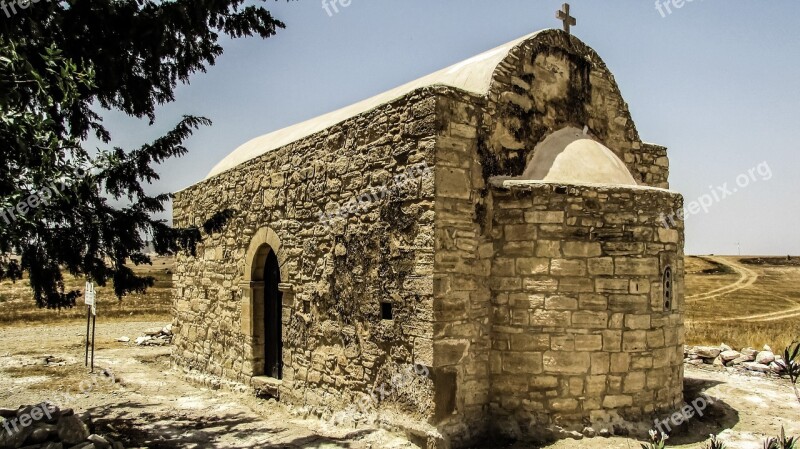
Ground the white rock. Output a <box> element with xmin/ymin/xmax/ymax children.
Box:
<box><xmin>116</xmin><ymin>337</ymin><xmax>130</xmax><ymax>343</ymax></box>
<box><xmin>742</xmin><ymin>362</ymin><xmax>771</xmax><ymax>373</ymax></box>
<box><xmin>720</xmin><ymin>343</ymin><xmax>732</xmax><ymax>351</ymax></box>
<box><xmin>720</xmin><ymin>350</ymin><xmax>741</xmax><ymax>362</ymax></box>
<box><xmin>135</xmin><ymin>336</ymin><xmax>151</xmax><ymax>345</ymax></box>
<box><xmin>764</xmin><ymin>345</ymin><xmax>773</xmax><ymax>352</ymax></box>
<box><xmin>691</xmin><ymin>346</ymin><xmax>721</xmax><ymax>359</ymax></box>
<box><xmin>740</xmin><ymin>348</ymin><xmax>758</xmax><ymax>360</ymax></box>
<box><xmin>769</xmin><ymin>362</ymin><xmax>785</xmax><ymax>374</ymax></box>
<box><xmin>755</xmin><ymin>351</ymin><xmax>775</xmax><ymax>365</ymax></box>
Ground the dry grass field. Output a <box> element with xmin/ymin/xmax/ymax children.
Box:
<box><xmin>684</xmin><ymin>255</ymin><xmax>800</xmax><ymax>351</ymax></box>
<box><xmin>0</xmin><ymin>256</ymin><xmax>174</xmax><ymax>326</ymax></box>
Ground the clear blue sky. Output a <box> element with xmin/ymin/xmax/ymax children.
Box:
<box><xmin>99</xmin><ymin>0</ymin><xmax>800</xmax><ymax>256</ymax></box>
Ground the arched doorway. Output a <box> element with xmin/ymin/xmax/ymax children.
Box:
<box><xmin>241</xmin><ymin>227</ymin><xmax>286</xmax><ymax>383</ymax></box>
<box><xmin>263</xmin><ymin>249</ymin><xmax>283</xmax><ymax>379</ymax></box>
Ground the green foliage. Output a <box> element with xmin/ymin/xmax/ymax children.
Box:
<box><xmin>0</xmin><ymin>1</ymin><xmax>287</xmax><ymax>307</ymax></box>
<box><xmin>763</xmin><ymin>427</ymin><xmax>798</xmax><ymax>449</ymax></box>
<box><xmin>781</xmin><ymin>340</ymin><xmax>800</xmax><ymax>405</ymax></box>
<box><xmin>642</xmin><ymin>429</ymin><xmax>668</xmax><ymax>449</ymax></box>
<box><xmin>706</xmin><ymin>434</ymin><xmax>726</xmax><ymax>449</ymax></box>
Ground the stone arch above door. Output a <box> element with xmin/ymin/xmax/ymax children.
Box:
<box><xmin>243</xmin><ymin>227</ymin><xmax>287</xmax><ymax>283</ymax></box>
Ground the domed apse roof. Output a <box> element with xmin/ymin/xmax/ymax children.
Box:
<box><xmin>520</xmin><ymin>127</ymin><xmax>637</xmax><ymax>186</ymax></box>
<box><xmin>205</xmin><ymin>30</ymin><xmax>549</xmax><ymax>180</ymax></box>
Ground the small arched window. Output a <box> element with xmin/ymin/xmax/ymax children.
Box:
<box><xmin>663</xmin><ymin>266</ymin><xmax>673</xmax><ymax>311</ymax></box>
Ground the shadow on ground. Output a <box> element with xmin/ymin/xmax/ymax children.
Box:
<box><xmin>88</xmin><ymin>401</ymin><xmax>376</xmax><ymax>448</ymax></box>
<box><xmin>657</xmin><ymin>376</ymin><xmax>739</xmax><ymax>445</ymax></box>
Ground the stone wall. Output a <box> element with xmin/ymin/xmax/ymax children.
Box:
<box><xmin>488</xmin><ymin>182</ymin><xmax>685</xmax><ymax>438</ymax></box>
<box><xmin>431</xmin><ymin>89</ymin><xmax>492</xmax><ymax>446</ymax></box>
<box><xmin>481</xmin><ymin>30</ymin><xmax>670</xmax><ymax>189</ymax></box>
<box><xmin>172</xmin><ymin>87</ymin><xmax>443</xmax><ymax>432</ymax></box>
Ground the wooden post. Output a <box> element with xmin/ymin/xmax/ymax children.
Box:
<box><xmin>85</xmin><ymin>306</ymin><xmax>91</xmax><ymax>367</ymax></box>
<box><xmin>90</xmin><ymin>312</ymin><xmax>96</xmax><ymax>373</ymax></box>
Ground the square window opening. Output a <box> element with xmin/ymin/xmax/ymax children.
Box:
<box><xmin>381</xmin><ymin>302</ymin><xmax>394</xmax><ymax>320</ymax></box>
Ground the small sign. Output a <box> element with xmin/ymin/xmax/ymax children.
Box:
<box><xmin>84</xmin><ymin>282</ymin><xmax>96</xmax><ymax>307</ymax></box>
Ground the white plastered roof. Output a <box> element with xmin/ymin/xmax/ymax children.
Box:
<box><xmin>205</xmin><ymin>30</ymin><xmax>546</xmax><ymax>180</ymax></box>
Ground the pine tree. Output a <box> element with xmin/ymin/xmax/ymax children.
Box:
<box><xmin>0</xmin><ymin>1</ymin><xmax>286</xmax><ymax>308</ymax></box>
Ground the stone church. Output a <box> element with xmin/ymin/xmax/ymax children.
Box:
<box><xmin>172</xmin><ymin>28</ymin><xmax>685</xmax><ymax>447</ymax></box>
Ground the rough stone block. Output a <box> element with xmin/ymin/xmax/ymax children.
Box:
<box><xmin>596</xmin><ymin>278</ymin><xmax>628</xmax><ymax>294</ymax></box>
<box><xmin>579</xmin><ymin>294</ymin><xmax>608</xmax><ymax>311</ymax></box>
<box><xmin>510</xmin><ymin>334</ymin><xmax>550</xmax><ymax>351</ymax></box>
<box><xmin>530</xmin><ymin>375</ymin><xmax>559</xmax><ymax>389</ymax></box>
<box><xmin>549</xmin><ymin>398</ymin><xmax>579</xmax><ymax>412</ymax></box>
<box><xmin>543</xmin><ymin>351</ymin><xmax>590</xmax><ymax>375</ymax></box>
<box><xmin>588</xmin><ymin>257</ymin><xmax>614</xmax><ymax>275</ymax></box>
<box><xmin>504</xmin><ymin>224</ymin><xmax>538</xmax><ymax>241</ymax></box>
<box><xmin>509</xmin><ymin>293</ymin><xmax>545</xmax><ymax>309</ymax></box>
<box><xmin>562</xmin><ymin>242</ymin><xmax>603</xmax><ymax>258</ymax></box>
<box><xmin>436</xmin><ymin>168</ymin><xmax>471</xmax><ymax>199</ymax></box>
<box><xmin>523</xmin><ymin>277</ymin><xmax>559</xmax><ymax>293</ymax></box>
<box><xmin>657</xmin><ymin>228</ymin><xmax>679</xmax><ymax>243</ymax></box>
<box><xmin>434</xmin><ymin>339</ymin><xmax>469</xmax><ymax>366</ymax></box>
<box><xmin>614</xmin><ymin>258</ymin><xmax>660</xmax><ymax>276</ymax></box>
<box><xmin>503</xmin><ymin>352</ymin><xmax>543</xmax><ymax>374</ymax></box>
<box><xmin>610</xmin><ymin>353</ymin><xmax>630</xmax><ymax>373</ymax></box>
<box><xmin>575</xmin><ymin>334</ymin><xmax>603</xmax><ymax>351</ymax></box>
<box><xmin>551</xmin><ymin>335</ymin><xmax>575</xmax><ymax>351</ymax></box>
<box><xmin>516</xmin><ymin>258</ymin><xmax>550</xmax><ymax>275</ymax></box>
<box><xmin>571</xmin><ymin>311</ymin><xmax>608</xmax><ymax>329</ymax></box>
<box><xmin>545</xmin><ymin>295</ymin><xmax>579</xmax><ymax>311</ymax></box>
<box><xmin>602</xmin><ymin>395</ymin><xmax>633</xmax><ymax>408</ymax></box>
<box><xmin>535</xmin><ymin>240</ymin><xmax>562</xmax><ymax>258</ymax></box>
<box><xmin>550</xmin><ymin>259</ymin><xmax>587</xmax><ymax>277</ymax></box>
<box><xmin>529</xmin><ymin>309</ymin><xmax>571</xmax><ymax>327</ymax></box>
<box><xmin>623</xmin><ymin>372</ymin><xmax>646</xmax><ymax>393</ymax></box>
<box><xmin>525</xmin><ymin>211</ymin><xmax>564</xmax><ymax>224</ymax></box>
<box><xmin>624</xmin><ymin>314</ymin><xmax>651</xmax><ymax>330</ymax></box>
<box><xmin>622</xmin><ymin>331</ymin><xmax>648</xmax><ymax>352</ymax></box>
<box><xmin>602</xmin><ymin>330</ymin><xmax>622</xmax><ymax>351</ymax></box>
<box><xmin>491</xmin><ymin>258</ymin><xmax>516</xmax><ymax>276</ymax></box>
<box><xmin>591</xmin><ymin>353</ymin><xmax>610</xmax><ymax>374</ymax></box>
<box><xmin>558</xmin><ymin>277</ymin><xmax>594</xmax><ymax>293</ymax></box>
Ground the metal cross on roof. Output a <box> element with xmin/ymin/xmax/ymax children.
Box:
<box><xmin>556</xmin><ymin>3</ymin><xmax>577</xmax><ymax>34</ymax></box>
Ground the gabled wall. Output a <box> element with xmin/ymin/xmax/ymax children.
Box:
<box><xmin>481</xmin><ymin>30</ymin><xmax>670</xmax><ymax>189</ymax></box>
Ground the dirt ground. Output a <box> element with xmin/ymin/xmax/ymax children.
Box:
<box><xmin>0</xmin><ymin>321</ymin><xmax>419</xmax><ymax>449</ymax></box>
<box><xmin>2</xmin><ymin>320</ymin><xmax>799</xmax><ymax>449</ymax></box>
<box><xmin>2</xmin><ymin>256</ymin><xmax>800</xmax><ymax>448</ymax></box>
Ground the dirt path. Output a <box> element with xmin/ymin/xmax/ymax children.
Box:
<box><xmin>687</xmin><ymin>257</ymin><xmax>759</xmax><ymax>303</ymax></box>
<box><xmin>0</xmin><ymin>321</ymin><xmax>415</xmax><ymax>449</ymax></box>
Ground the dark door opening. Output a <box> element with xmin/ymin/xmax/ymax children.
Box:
<box><xmin>264</xmin><ymin>250</ymin><xmax>283</xmax><ymax>379</ymax></box>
